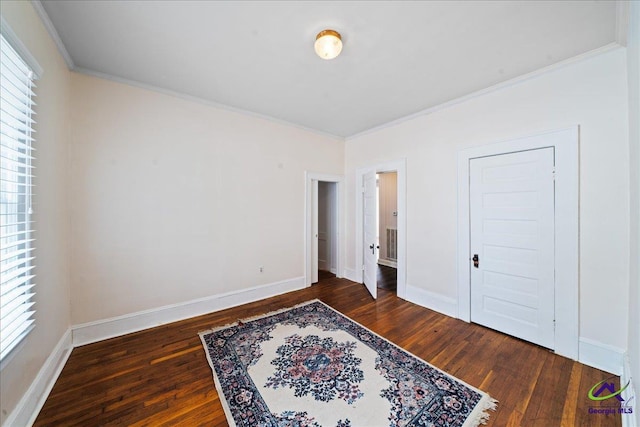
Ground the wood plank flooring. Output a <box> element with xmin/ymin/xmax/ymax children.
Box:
<box><xmin>377</xmin><ymin>264</ymin><xmax>397</xmax><ymax>291</ymax></box>
<box><xmin>34</xmin><ymin>277</ymin><xmax>622</xmax><ymax>426</ymax></box>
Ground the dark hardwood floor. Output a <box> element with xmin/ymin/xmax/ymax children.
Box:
<box><xmin>317</xmin><ymin>269</ymin><xmax>336</xmax><ymax>282</ymax></box>
<box><xmin>377</xmin><ymin>264</ymin><xmax>397</xmax><ymax>291</ymax></box>
<box><xmin>34</xmin><ymin>277</ymin><xmax>621</xmax><ymax>426</ymax></box>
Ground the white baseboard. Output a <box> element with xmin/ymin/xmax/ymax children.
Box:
<box><xmin>377</xmin><ymin>259</ymin><xmax>397</xmax><ymax>268</ymax></box>
<box><xmin>579</xmin><ymin>337</ymin><xmax>624</xmax><ymax>375</ymax></box>
<box><xmin>72</xmin><ymin>276</ymin><xmax>306</xmax><ymax>347</ymax></box>
<box><xmin>621</xmin><ymin>352</ymin><xmax>638</xmax><ymax>427</ymax></box>
<box><xmin>5</xmin><ymin>277</ymin><xmax>307</xmax><ymax>425</ymax></box>
<box><xmin>4</xmin><ymin>329</ymin><xmax>73</xmax><ymax>427</ymax></box>
<box><xmin>343</xmin><ymin>268</ymin><xmax>361</xmax><ymax>283</ymax></box>
<box><xmin>329</xmin><ymin>267</ymin><xmax>337</xmax><ymax>275</ymax></box>
<box><xmin>405</xmin><ymin>284</ymin><xmax>458</xmax><ymax>318</ymax></box>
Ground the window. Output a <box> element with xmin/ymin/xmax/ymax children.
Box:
<box><xmin>1</xmin><ymin>33</ymin><xmax>37</xmax><ymax>361</ymax></box>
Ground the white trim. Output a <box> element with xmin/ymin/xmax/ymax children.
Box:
<box><xmin>405</xmin><ymin>284</ymin><xmax>458</xmax><ymax>318</ymax></box>
<box><xmin>30</xmin><ymin>1</ymin><xmax>74</xmax><ymax>70</ymax></box>
<box><xmin>348</xmin><ymin>44</ymin><xmax>621</xmax><ymax>140</ymax></box>
<box><xmin>579</xmin><ymin>337</ymin><xmax>624</xmax><ymax>375</ymax></box>
<box><xmin>30</xmin><ymin>0</ymin><xmax>344</xmax><ymax>140</ymax></box>
<box><xmin>616</xmin><ymin>0</ymin><xmax>631</xmax><ymax>47</ymax></box>
<box><xmin>0</xmin><ymin>16</ymin><xmax>43</xmax><ymax>78</ymax></box>
<box><xmin>355</xmin><ymin>168</ymin><xmax>372</xmax><ymax>286</ymax></box>
<box><xmin>3</xmin><ymin>329</ymin><xmax>72</xmax><ymax>427</ymax></box>
<box><xmin>377</xmin><ymin>259</ymin><xmax>397</xmax><ymax>268</ymax></box>
<box><xmin>30</xmin><ymin>0</ymin><xmax>343</xmax><ymax>139</ymax></box>
<box><xmin>5</xmin><ymin>277</ymin><xmax>306</xmax><ymax>423</ymax></box>
<box><xmin>457</xmin><ymin>126</ymin><xmax>579</xmax><ymax>360</ymax></box>
<box><xmin>621</xmin><ymin>352</ymin><xmax>638</xmax><ymax>427</ymax></box>
<box><xmin>71</xmin><ymin>277</ymin><xmax>305</xmax><ymax>346</ymax></box>
<box><xmin>355</xmin><ymin>159</ymin><xmax>407</xmax><ymax>299</ymax></box>
<box><xmin>26</xmin><ymin>0</ymin><xmax>626</xmax><ymax>141</ymax></box>
<box><xmin>343</xmin><ymin>268</ymin><xmax>360</xmax><ymax>283</ymax></box>
<box><xmin>73</xmin><ymin>67</ymin><xmax>344</xmax><ymax>141</ymax></box>
<box><xmin>304</xmin><ymin>172</ymin><xmax>345</xmax><ymax>286</ymax></box>
<box><xmin>311</xmin><ymin>179</ymin><xmax>319</xmax><ymax>284</ymax></box>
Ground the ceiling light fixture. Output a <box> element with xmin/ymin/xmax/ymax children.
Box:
<box><xmin>314</xmin><ymin>29</ymin><xmax>342</xmax><ymax>60</ymax></box>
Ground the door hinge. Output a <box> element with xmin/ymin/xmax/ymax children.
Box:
<box><xmin>362</xmin><ymin>265</ymin><xmax>365</xmax><ymax>271</ymax></box>
<box><xmin>552</xmin><ymin>167</ymin><xmax>556</xmax><ymax>181</ymax></box>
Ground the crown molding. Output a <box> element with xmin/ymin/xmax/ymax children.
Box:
<box><xmin>29</xmin><ymin>0</ymin><xmax>342</xmax><ymax>141</ymax></box>
<box><xmin>31</xmin><ymin>0</ymin><xmax>75</xmax><ymax>69</ymax></box>
<box><xmin>29</xmin><ymin>0</ymin><xmax>624</xmax><ymax>142</ymax></box>
<box><xmin>72</xmin><ymin>66</ymin><xmax>344</xmax><ymax>141</ymax></box>
<box><xmin>347</xmin><ymin>42</ymin><xmax>623</xmax><ymax>141</ymax></box>
<box><xmin>616</xmin><ymin>0</ymin><xmax>630</xmax><ymax>46</ymax></box>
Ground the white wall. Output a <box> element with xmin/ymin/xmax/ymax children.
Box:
<box><xmin>69</xmin><ymin>73</ymin><xmax>344</xmax><ymax>324</ymax></box>
<box><xmin>0</xmin><ymin>2</ymin><xmax>71</xmax><ymax>424</ymax></box>
<box><xmin>626</xmin><ymin>0</ymin><xmax>640</xmax><ymax>408</ymax></box>
<box><xmin>345</xmin><ymin>48</ymin><xmax>630</xmax><ymax>352</ymax></box>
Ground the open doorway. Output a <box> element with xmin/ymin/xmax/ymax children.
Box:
<box><xmin>305</xmin><ymin>172</ymin><xmax>344</xmax><ymax>286</ymax></box>
<box><xmin>317</xmin><ymin>181</ymin><xmax>337</xmax><ymax>282</ymax></box>
<box><xmin>376</xmin><ymin>172</ymin><xmax>397</xmax><ymax>292</ymax></box>
<box><xmin>356</xmin><ymin>159</ymin><xmax>406</xmax><ymax>300</ymax></box>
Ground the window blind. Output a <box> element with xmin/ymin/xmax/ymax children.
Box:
<box><xmin>1</xmin><ymin>34</ymin><xmax>36</xmax><ymax>361</ymax></box>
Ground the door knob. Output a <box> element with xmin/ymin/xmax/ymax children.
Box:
<box><xmin>472</xmin><ymin>254</ymin><xmax>479</xmax><ymax>268</ymax></box>
<box><xmin>370</xmin><ymin>244</ymin><xmax>375</xmax><ymax>254</ymax></box>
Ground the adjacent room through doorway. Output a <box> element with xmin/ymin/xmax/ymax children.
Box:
<box><xmin>357</xmin><ymin>159</ymin><xmax>406</xmax><ymax>300</ymax></box>
<box><xmin>317</xmin><ymin>181</ymin><xmax>338</xmax><ymax>281</ymax></box>
<box><xmin>376</xmin><ymin>172</ymin><xmax>398</xmax><ymax>292</ymax></box>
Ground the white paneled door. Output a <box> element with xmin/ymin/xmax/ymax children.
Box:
<box><xmin>363</xmin><ymin>170</ymin><xmax>377</xmax><ymax>299</ymax></box>
<box><xmin>470</xmin><ymin>148</ymin><xmax>555</xmax><ymax>349</ymax></box>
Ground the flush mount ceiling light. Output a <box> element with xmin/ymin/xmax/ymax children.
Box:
<box><xmin>314</xmin><ymin>29</ymin><xmax>342</xmax><ymax>60</ymax></box>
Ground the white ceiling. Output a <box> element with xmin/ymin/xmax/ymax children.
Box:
<box><xmin>37</xmin><ymin>0</ymin><xmax>621</xmax><ymax>138</ymax></box>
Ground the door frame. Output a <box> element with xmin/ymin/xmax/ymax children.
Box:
<box><xmin>355</xmin><ymin>159</ymin><xmax>407</xmax><ymax>298</ymax></box>
<box><xmin>305</xmin><ymin>172</ymin><xmax>344</xmax><ymax>286</ymax></box>
<box><xmin>457</xmin><ymin>126</ymin><xmax>579</xmax><ymax>360</ymax></box>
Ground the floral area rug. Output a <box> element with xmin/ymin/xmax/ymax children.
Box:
<box><xmin>199</xmin><ymin>300</ymin><xmax>496</xmax><ymax>427</ymax></box>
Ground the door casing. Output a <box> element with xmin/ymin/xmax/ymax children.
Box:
<box><xmin>305</xmin><ymin>172</ymin><xmax>344</xmax><ymax>286</ymax></box>
<box><xmin>311</xmin><ymin>180</ymin><xmax>319</xmax><ymax>284</ymax></box>
<box><xmin>457</xmin><ymin>126</ymin><xmax>579</xmax><ymax>360</ymax></box>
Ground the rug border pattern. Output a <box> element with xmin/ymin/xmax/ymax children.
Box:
<box><xmin>198</xmin><ymin>299</ymin><xmax>497</xmax><ymax>427</ymax></box>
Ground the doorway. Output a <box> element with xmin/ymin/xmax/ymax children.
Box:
<box><xmin>356</xmin><ymin>159</ymin><xmax>407</xmax><ymax>300</ymax></box>
<box><xmin>457</xmin><ymin>126</ymin><xmax>579</xmax><ymax>360</ymax></box>
<box><xmin>377</xmin><ymin>172</ymin><xmax>398</xmax><ymax>292</ymax></box>
<box><xmin>305</xmin><ymin>172</ymin><xmax>344</xmax><ymax>286</ymax></box>
<box><xmin>317</xmin><ymin>181</ymin><xmax>337</xmax><ymax>281</ymax></box>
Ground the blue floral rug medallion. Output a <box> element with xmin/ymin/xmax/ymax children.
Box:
<box><xmin>199</xmin><ymin>300</ymin><xmax>496</xmax><ymax>426</ymax></box>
